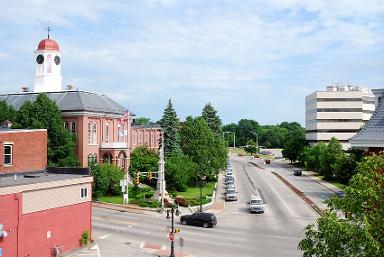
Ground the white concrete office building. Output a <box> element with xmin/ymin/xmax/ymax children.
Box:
<box><xmin>305</xmin><ymin>85</ymin><xmax>375</xmax><ymax>149</ymax></box>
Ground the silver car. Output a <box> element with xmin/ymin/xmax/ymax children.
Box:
<box><xmin>225</xmin><ymin>189</ymin><xmax>238</xmax><ymax>201</ymax></box>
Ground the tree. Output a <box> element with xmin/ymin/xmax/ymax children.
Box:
<box><xmin>159</xmin><ymin>99</ymin><xmax>181</xmax><ymax>157</ymax></box>
<box><xmin>201</xmin><ymin>103</ymin><xmax>222</xmax><ymax>135</ymax></box>
<box><xmin>282</xmin><ymin>128</ymin><xmax>307</xmax><ymax>163</ymax></box>
<box><xmin>165</xmin><ymin>153</ymin><xmax>197</xmax><ymax>191</ymax></box>
<box><xmin>180</xmin><ymin>116</ymin><xmax>227</xmax><ymax>181</ymax></box>
<box><xmin>134</xmin><ymin>117</ymin><xmax>152</xmax><ymax>125</ymax></box>
<box><xmin>91</xmin><ymin>163</ymin><xmax>124</xmax><ymax>198</ymax></box>
<box><xmin>16</xmin><ymin>94</ymin><xmax>79</xmax><ymax>167</ymax></box>
<box><xmin>129</xmin><ymin>146</ymin><xmax>159</xmax><ymax>180</ymax></box>
<box><xmin>0</xmin><ymin>100</ymin><xmax>17</xmax><ymax>124</ymax></box>
<box><xmin>319</xmin><ymin>137</ymin><xmax>343</xmax><ymax>180</ymax></box>
<box><xmin>298</xmin><ymin>154</ymin><xmax>384</xmax><ymax>256</ymax></box>
<box><xmin>236</xmin><ymin>119</ymin><xmax>260</xmax><ymax>147</ymax></box>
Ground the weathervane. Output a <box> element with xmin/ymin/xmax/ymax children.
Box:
<box><xmin>47</xmin><ymin>21</ymin><xmax>51</xmax><ymax>39</ymax></box>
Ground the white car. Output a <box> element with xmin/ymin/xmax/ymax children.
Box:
<box><xmin>249</xmin><ymin>195</ymin><xmax>264</xmax><ymax>214</ymax></box>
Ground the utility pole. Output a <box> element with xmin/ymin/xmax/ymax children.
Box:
<box><xmin>157</xmin><ymin>130</ymin><xmax>166</xmax><ymax>212</ymax></box>
<box><xmin>166</xmin><ymin>205</ymin><xmax>180</xmax><ymax>257</ymax></box>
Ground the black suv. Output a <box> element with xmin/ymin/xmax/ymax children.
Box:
<box><xmin>180</xmin><ymin>212</ymin><xmax>217</xmax><ymax>228</ymax></box>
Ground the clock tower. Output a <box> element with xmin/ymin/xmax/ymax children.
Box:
<box><xmin>34</xmin><ymin>35</ymin><xmax>62</xmax><ymax>92</ymax></box>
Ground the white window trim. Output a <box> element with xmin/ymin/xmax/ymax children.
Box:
<box><xmin>4</xmin><ymin>143</ymin><xmax>13</xmax><ymax>166</ymax></box>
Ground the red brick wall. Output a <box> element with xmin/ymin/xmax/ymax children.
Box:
<box><xmin>0</xmin><ymin>194</ymin><xmax>20</xmax><ymax>257</ymax></box>
<box><xmin>0</xmin><ymin>130</ymin><xmax>47</xmax><ymax>174</ymax></box>
<box><xmin>21</xmin><ymin>202</ymin><xmax>92</xmax><ymax>257</ymax></box>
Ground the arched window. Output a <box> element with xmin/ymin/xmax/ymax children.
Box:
<box><xmin>122</xmin><ymin>125</ymin><xmax>125</xmax><ymax>142</ymax></box>
<box><xmin>106</xmin><ymin>123</ymin><xmax>110</xmax><ymax>143</ymax></box>
<box><xmin>138</xmin><ymin>131</ymin><xmax>142</xmax><ymax>145</ymax></box>
<box><xmin>64</xmin><ymin>121</ymin><xmax>69</xmax><ymax>130</ymax></box>
<box><xmin>118</xmin><ymin>152</ymin><xmax>125</xmax><ymax>169</ymax></box>
<box><xmin>88</xmin><ymin>153</ymin><xmax>94</xmax><ymax>166</ymax></box>
<box><xmin>88</xmin><ymin>122</ymin><xmax>92</xmax><ymax>144</ymax></box>
<box><xmin>103</xmin><ymin>153</ymin><xmax>112</xmax><ymax>164</ymax></box>
<box><xmin>92</xmin><ymin>122</ymin><xmax>97</xmax><ymax>144</ymax></box>
<box><xmin>133</xmin><ymin>131</ymin><xmax>137</xmax><ymax>145</ymax></box>
<box><xmin>151</xmin><ymin>131</ymin><xmax>155</xmax><ymax>146</ymax></box>
<box><xmin>145</xmin><ymin>131</ymin><xmax>149</xmax><ymax>144</ymax></box>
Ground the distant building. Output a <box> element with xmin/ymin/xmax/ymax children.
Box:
<box><xmin>0</xmin><ymin>128</ymin><xmax>92</xmax><ymax>257</ymax></box>
<box><xmin>305</xmin><ymin>85</ymin><xmax>375</xmax><ymax>149</ymax></box>
<box><xmin>350</xmin><ymin>89</ymin><xmax>384</xmax><ymax>152</ymax></box>
<box><xmin>131</xmin><ymin>123</ymin><xmax>162</xmax><ymax>152</ymax></box>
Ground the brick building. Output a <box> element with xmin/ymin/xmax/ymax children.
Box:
<box><xmin>0</xmin><ymin>128</ymin><xmax>93</xmax><ymax>257</ymax></box>
<box><xmin>0</xmin><ymin>36</ymin><xmax>162</xmax><ymax>172</ymax></box>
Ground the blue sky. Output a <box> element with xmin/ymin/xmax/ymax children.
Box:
<box><xmin>1</xmin><ymin>0</ymin><xmax>384</xmax><ymax>125</ymax></box>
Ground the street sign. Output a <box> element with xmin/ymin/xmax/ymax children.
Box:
<box><xmin>169</xmin><ymin>233</ymin><xmax>174</xmax><ymax>241</ymax></box>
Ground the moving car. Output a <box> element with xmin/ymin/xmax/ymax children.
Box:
<box><xmin>293</xmin><ymin>169</ymin><xmax>302</xmax><ymax>176</ymax></box>
<box><xmin>180</xmin><ymin>212</ymin><xmax>217</xmax><ymax>228</ymax></box>
<box><xmin>225</xmin><ymin>189</ymin><xmax>238</xmax><ymax>201</ymax></box>
<box><xmin>249</xmin><ymin>194</ymin><xmax>264</xmax><ymax>214</ymax></box>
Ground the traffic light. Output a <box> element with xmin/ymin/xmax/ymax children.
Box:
<box><xmin>148</xmin><ymin>171</ymin><xmax>152</xmax><ymax>180</ymax></box>
<box><xmin>135</xmin><ymin>173</ymin><xmax>140</xmax><ymax>185</ymax></box>
<box><xmin>175</xmin><ymin>227</ymin><xmax>181</xmax><ymax>234</ymax></box>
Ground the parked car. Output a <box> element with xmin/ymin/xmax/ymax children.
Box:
<box><xmin>225</xmin><ymin>182</ymin><xmax>235</xmax><ymax>190</ymax></box>
<box><xmin>225</xmin><ymin>189</ymin><xmax>238</xmax><ymax>201</ymax></box>
<box><xmin>249</xmin><ymin>194</ymin><xmax>264</xmax><ymax>214</ymax></box>
<box><xmin>180</xmin><ymin>212</ymin><xmax>217</xmax><ymax>228</ymax></box>
<box><xmin>226</xmin><ymin>176</ymin><xmax>234</xmax><ymax>183</ymax></box>
<box><xmin>226</xmin><ymin>171</ymin><xmax>233</xmax><ymax>177</ymax></box>
<box><xmin>293</xmin><ymin>169</ymin><xmax>302</xmax><ymax>176</ymax></box>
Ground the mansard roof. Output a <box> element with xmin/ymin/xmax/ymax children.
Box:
<box><xmin>0</xmin><ymin>90</ymin><xmax>127</xmax><ymax>115</ymax></box>
<box><xmin>350</xmin><ymin>89</ymin><xmax>384</xmax><ymax>148</ymax></box>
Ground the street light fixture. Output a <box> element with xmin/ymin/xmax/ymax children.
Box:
<box><xmin>165</xmin><ymin>205</ymin><xmax>180</xmax><ymax>257</ymax></box>
<box><xmin>223</xmin><ymin>131</ymin><xmax>236</xmax><ymax>148</ymax></box>
<box><xmin>199</xmin><ymin>175</ymin><xmax>206</xmax><ymax>212</ymax></box>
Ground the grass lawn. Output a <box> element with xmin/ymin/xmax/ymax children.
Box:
<box><xmin>175</xmin><ymin>182</ymin><xmax>216</xmax><ymax>198</ymax></box>
<box><xmin>228</xmin><ymin>147</ymin><xmax>246</xmax><ymax>155</ymax></box>
<box><xmin>97</xmin><ymin>195</ymin><xmax>132</xmax><ymax>204</ymax></box>
<box><xmin>316</xmin><ymin>175</ymin><xmax>346</xmax><ymax>190</ymax></box>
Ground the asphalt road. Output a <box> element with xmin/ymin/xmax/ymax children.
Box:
<box><xmin>91</xmin><ymin>155</ymin><xmax>318</xmax><ymax>257</ymax></box>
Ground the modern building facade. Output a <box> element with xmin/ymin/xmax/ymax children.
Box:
<box><xmin>0</xmin><ymin>128</ymin><xmax>93</xmax><ymax>257</ymax></box>
<box><xmin>305</xmin><ymin>85</ymin><xmax>375</xmax><ymax>149</ymax></box>
<box><xmin>350</xmin><ymin>88</ymin><xmax>384</xmax><ymax>152</ymax></box>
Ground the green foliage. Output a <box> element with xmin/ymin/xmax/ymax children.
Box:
<box><xmin>235</xmin><ymin>119</ymin><xmax>260</xmax><ymax>147</ymax></box>
<box><xmin>319</xmin><ymin>138</ymin><xmax>344</xmax><ymax>180</ymax></box>
<box><xmin>15</xmin><ymin>94</ymin><xmax>79</xmax><ymax>167</ymax></box>
<box><xmin>80</xmin><ymin>230</ymin><xmax>90</xmax><ymax>246</ymax></box>
<box><xmin>0</xmin><ymin>100</ymin><xmax>17</xmax><ymax>124</ymax></box>
<box><xmin>298</xmin><ymin>154</ymin><xmax>384</xmax><ymax>256</ymax></box>
<box><xmin>91</xmin><ymin>164</ymin><xmax>124</xmax><ymax>198</ymax></box>
<box><xmin>201</xmin><ymin>103</ymin><xmax>222</xmax><ymax>135</ymax></box>
<box><xmin>282</xmin><ymin>128</ymin><xmax>307</xmax><ymax>163</ymax></box>
<box><xmin>129</xmin><ymin>146</ymin><xmax>159</xmax><ymax>185</ymax></box>
<box><xmin>165</xmin><ymin>153</ymin><xmax>197</xmax><ymax>191</ymax></box>
<box><xmin>159</xmin><ymin>99</ymin><xmax>182</xmax><ymax>156</ymax></box>
<box><xmin>180</xmin><ymin>116</ymin><xmax>227</xmax><ymax>180</ymax></box>
<box><xmin>134</xmin><ymin>117</ymin><xmax>152</xmax><ymax>125</ymax></box>
<box><xmin>130</xmin><ymin>199</ymin><xmax>161</xmax><ymax>208</ymax></box>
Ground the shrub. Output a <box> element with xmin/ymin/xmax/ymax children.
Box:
<box><xmin>80</xmin><ymin>230</ymin><xmax>89</xmax><ymax>246</ymax></box>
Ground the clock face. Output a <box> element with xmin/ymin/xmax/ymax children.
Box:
<box><xmin>54</xmin><ymin>55</ymin><xmax>61</xmax><ymax>65</ymax></box>
<box><xmin>36</xmin><ymin>54</ymin><xmax>44</xmax><ymax>64</ymax></box>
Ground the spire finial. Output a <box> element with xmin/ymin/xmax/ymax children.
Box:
<box><xmin>47</xmin><ymin>26</ymin><xmax>51</xmax><ymax>39</ymax></box>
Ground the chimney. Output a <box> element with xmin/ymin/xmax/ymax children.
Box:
<box><xmin>66</xmin><ymin>85</ymin><xmax>74</xmax><ymax>91</ymax></box>
<box><xmin>21</xmin><ymin>86</ymin><xmax>30</xmax><ymax>92</ymax></box>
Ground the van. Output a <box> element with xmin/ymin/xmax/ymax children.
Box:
<box><xmin>249</xmin><ymin>194</ymin><xmax>264</xmax><ymax>214</ymax></box>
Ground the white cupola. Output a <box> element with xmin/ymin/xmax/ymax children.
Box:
<box><xmin>33</xmin><ymin>35</ymin><xmax>62</xmax><ymax>92</ymax></box>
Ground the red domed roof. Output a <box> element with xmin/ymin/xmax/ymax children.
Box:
<box><xmin>37</xmin><ymin>38</ymin><xmax>60</xmax><ymax>51</ymax></box>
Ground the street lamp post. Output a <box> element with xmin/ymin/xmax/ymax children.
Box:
<box><xmin>199</xmin><ymin>175</ymin><xmax>206</xmax><ymax>212</ymax></box>
<box><xmin>166</xmin><ymin>205</ymin><xmax>180</xmax><ymax>257</ymax></box>
<box><xmin>223</xmin><ymin>132</ymin><xmax>236</xmax><ymax>148</ymax></box>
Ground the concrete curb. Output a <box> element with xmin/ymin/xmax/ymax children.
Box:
<box><xmin>62</xmin><ymin>240</ymin><xmax>96</xmax><ymax>257</ymax></box>
<box><xmin>188</xmin><ymin>182</ymin><xmax>217</xmax><ymax>213</ymax></box>
<box><xmin>92</xmin><ymin>201</ymin><xmax>161</xmax><ymax>212</ymax></box>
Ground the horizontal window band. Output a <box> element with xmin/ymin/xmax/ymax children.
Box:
<box><xmin>306</xmin><ymin>129</ymin><xmax>359</xmax><ymax>133</ymax></box>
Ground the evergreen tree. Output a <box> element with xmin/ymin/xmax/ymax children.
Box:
<box><xmin>16</xmin><ymin>94</ymin><xmax>79</xmax><ymax>167</ymax></box>
<box><xmin>201</xmin><ymin>103</ymin><xmax>222</xmax><ymax>135</ymax></box>
<box><xmin>159</xmin><ymin>99</ymin><xmax>181</xmax><ymax>157</ymax></box>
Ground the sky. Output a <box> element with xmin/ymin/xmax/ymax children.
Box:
<box><xmin>0</xmin><ymin>0</ymin><xmax>384</xmax><ymax>125</ymax></box>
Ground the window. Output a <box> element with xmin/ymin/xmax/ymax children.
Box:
<box><xmin>64</xmin><ymin>121</ymin><xmax>69</xmax><ymax>130</ymax></box>
<box><xmin>145</xmin><ymin>132</ymin><xmax>149</xmax><ymax>144</ymax></box>
<box><xmin>151</xmin><ymin>132</ymin><xmax>155</xmax><ymax>145</ymax></box>
<box><xmin>4</xmin><ymin>144</ymin><xmax>12</xmax><ymax>165</ymax></box>
<box><xmin>88</xmin><ymin>122</ymin><xmax>92</xmax><ymax>144</ymax></box>
<box><xmin>81</xmin><ymin>187</ymin><xmax>88</xmax><ymax>198</ymax></box>
<box><xmin>106</xmin><ymin>123</ymin><xmax>110</xmax><ymax>143</ymax></box>
<box><xmin>71</xmin><ymin>122</ymin><xmax>76</xmax><ymax>134</ymax></box>
<box><xmin>133</xmin><ymin>131</ymin><xmax>137</xmax><ymax>145</ymax></box>
<box><xmin>92</xmin><ymin>123</ymin><xmax>97</xmax><ymax>144</ymax></box>
<box><xmin>138</xmin><ymin>131</ymin><xmax>142</xmax><ymax>145</ymax></box>
<box><xmin>118</xmin><ymin>124</ymin><xmax>121</xmax><ymax>142</ymax></box>
<box><xmin>88</xmin><ymin>153</ymin><xmax>97</xmax><ymax>166</ymax></box>
<box><xmin>122</xmin><ymin>125</ymin><xmax>125</xmax><ymax>142</ymax></box>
